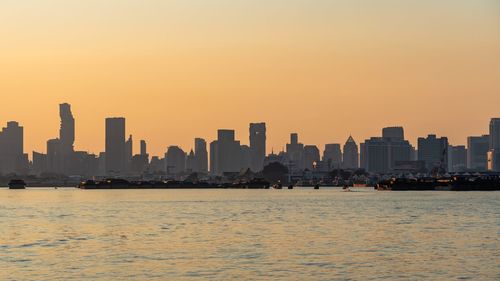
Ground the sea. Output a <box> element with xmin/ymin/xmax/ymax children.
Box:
<box><xmin>0</xmin><ymin>188</ymin><xmax>498</xmax><ymax>280</ymax></box>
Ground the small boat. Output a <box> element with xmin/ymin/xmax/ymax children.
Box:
<box><xmin>288</xmin><ymin>185</ymin><xmax>294</xmax><ymax>189</ymax></box>
<box><xmin>8</xmin><ymin>179</ymin><xmax>27</xmax><ymax>189</ymax></box>
<box><xmin>273</xmin><ymin>183</ymin><xmax>283</xmax><ymax>189</ymax></box>
<box><xmin>314</xmin><ymin>184</ymin><xmax>320</xmax><ymax>190</ymax></box>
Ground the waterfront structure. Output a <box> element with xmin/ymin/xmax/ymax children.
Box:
<box><xmin>489</xmin><ymin>118</ymin><xmax>500</xmax><ymax>171</ymax></box>
<box><xmin>342</xmin><ymin>136</ymin><xmax>359</xmax><ymax>169</ymax></box>
<box><xmin>286</xmin><ymin>133</ymin><xmax>305</xmax><ymax>172</ymax></box>
<box><xmin>467</xmin><ymin>135</ymin><xmax>489</xmax><ymax>171</ymax></box>
<box><xmin>418</xmin><ymin>134</ymin><xmax>449</xmax><ymax>172</ymax></box>
<box><xmin>323</xmin><ymin>144</ymin><xmax>342</xmax><ymax>170</ymax></box>
<box><xmin>249</xmin><ymin>123</ymin><xmax>266</xmax><ymax>172</ymax></box>
<box><xmin>105</xmin><ymin>117</ymin><xmax>126</xmax><ymax>175</ymax></box>
<box><xmin>0</xmin><ymin>121</ymin><xmax>28</xmax><ymax>174</ymax></box>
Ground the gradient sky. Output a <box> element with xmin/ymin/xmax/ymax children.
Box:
<box><xmin>1</xmin><ymin>0</ymin><xmax>499</xmax><ymax>157</ymax></box>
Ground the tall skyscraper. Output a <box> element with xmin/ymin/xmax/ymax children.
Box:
<box><xmin>210</xmin><ymin>130</ymin><xmax>242</xmax><ymax>175</ymax></box>
<box><xmin>342</xmin><ymin>136</ymin><xmax>359</xmax><ymax>169</ymax></box>
<box><xmin>249</xmin><ymin>123</ymin><xmax>266</xmax><ymax>172</ymax></box>
<box><xmin>418</xmin><ymin>134</ymin><xmax>449</xmax><ymax>172</ymax></box>
<box><xmin>323</xmin><ymin>144</ymin><xmax>342</xmax><ymax>170</ymax></box>
<box><xmin>449</xmin><ymin>145</ymin><xmax>467</xmax><ymax>172</ymax></box>
<box><xmin>489</xmin><ymin>118</ymin><xmax>500</xmax><ymax>171</ymax></box>
<box><xmin>105</xmin><ymin>117</ymin><xmax>126</xmax><ymax>175</ymax></box>
<box><xmin>125</xmin><ymin>135</ymin><xmax>133</xmax><ymax>172</ymax></box>
<box><xmin>166</xmin><ymin>146</ymin><xmax>186</xmax><ymax>176</ymax></box>
<box><xmin>58</xmin><ymin>103</ymin><xmax>75</xmax><ymax>174</ymax></box>
<box><xmin>194</xmin><ymin>138</ymin><xmax>208</xmax><ymax>173</ymax></box>
<box><xmin>286</xmin><ymin>133</ymin><xmax>305</xmax><ymax>172</ymax></box>
<box><xmin>304</xmin><ymin>145</ymin><xmax>320</xmax><ymax>171</ymax></box>
<box><xmin>467</xmin><ymin>135</ymin><xmax>489</xmax><ymax>171</ymax></box>
<box><xmin>0</xmin><ymin>121</ymin><xmax>27</xmax><ymax>174</ymax></box>
<box><xmin>140</xmin><ymin>140</ymin><xmax>148</xmax><ymax>158</ymax></box>
<box><xmin>362</xmin><ymin>127</ymin><xmax>412</xmax><ymax>173</ymax></box>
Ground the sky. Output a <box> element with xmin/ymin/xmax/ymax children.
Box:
<box><xmin>1</xmin><ymin>0</ymin><xmax>499</xmax><ymax>157</ymax></box>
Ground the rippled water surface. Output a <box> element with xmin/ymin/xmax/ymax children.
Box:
<box><xmin>0</xmin><ymin>188</ymin><xmax>498</xmax><ymax>280</ymax></box>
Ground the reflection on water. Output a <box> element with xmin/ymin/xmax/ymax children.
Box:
<box><xmin>0</xmin><ymin>188</ymin><xmax>498</xmax><ymax>280</ymax></box>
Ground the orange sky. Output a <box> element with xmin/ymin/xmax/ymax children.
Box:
<box><xmin>1</xmin><ymin>0</ymin><xmax>499</xmax><ymax>157</ymax></box>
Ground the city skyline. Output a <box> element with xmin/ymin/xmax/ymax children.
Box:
<box><xmin>1</xmin><ymin>0</ymin><xmax>499</xmax><ymax>157</ymax></box>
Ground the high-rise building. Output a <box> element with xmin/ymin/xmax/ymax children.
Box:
<box><xmin>418</xmin><ymin>134</ymin><xmax>449</xmax><ymax>172</ymax></box>
<box><xmin>323</xmin><ymin>144</ymin><xmax>342</xmax><ymax>170</ymax></box>
<box><xmin>467</xmin><ymin>135</ymin><xmax>489</xmax><ymax>171</ymax></box>
<box><xmin>194</xmin><ymin>138</ymin><xmax>208</xmax><ymax>173</ymax></box>
<box><xmin>166</xmin><ymin>146</ymin><xmax>186</xmax><ymax>176</ymax></box>
<box><xmin>304</xmin><ymin>145</ymin><xmax>320</xmax><ymax>171</ymax></box>
<box><xmin>342</xmin><ymin>136</ymin><xmax>359</xmax><ymax>169</ymax></box>
<box><xmin>489</xmin><ymin>118</ymin><xmax>500</xmax><ymax>171</ymax></box>
<box><xmin>382</xmin><ymin>127</ymin><xmax>404</xmax><ymax>140</ymax></box>
<box><xmin>361</xmin><ymin>132</ymin><xmax>413</xmax><ymax>174</ymax></box>
<box><xmin>58</xmin><ymin>103</ymin><xmax>75</xmax><ymax>174</ymax></box>
<box><xmin>105</xmin><ymin>117</ymin><xmax>126</xmax><ymax>175</ymax></box>
<box><xmin>0</xmin><ymin>121</ymin><xmax>27</xmax><ymax>174</ymax></box>
<box><xmin>140</xmin><ymin>140</ymin><xmax>148</xmax><ymax>158</ymax></box>
<box><xmin>125</xmin><ymin>135</ymin><xmax>133</xmax><ymax>172</ymax></box>
<box><xmin>449</xmin><ymin>145</ymin><xmax>467</xmax><ymax>172</ymax></box>
<box><xmin>286</xmin><ymin>133</ymin><xmax>305</xmax><ymax>172</ymax></box>
<box><xmin>249</xmin><ymin>123</ymin><xmax>266</xmax><ymax>172</ymax></box>
<box><xmin>210</xmin><ymin>130</ymin><xmax>242</xmax><ymax>175</ymax></box>
<box><xmin>240</xmin><ymin>144</ymin><xmax>252</xmax><ymax>171</ymax></box>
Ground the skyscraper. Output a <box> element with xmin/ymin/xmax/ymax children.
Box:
<box><xmin>249</xmin><ymin>123</ymin><xmax>266</xmax><ymax>172</ymax></box>
<box><xmin>105</xmin><ymin>117</ymin><xmax>126</xmax><ymax>175</ymax></box>
<box><xmin>58</xmin><ymin>103</ymin><xmax>75</xmax><ymax>174</ymax></box>
<box><xmin>323</xmin><ymin>144</ymin><xmax>342</xmax><ymax>170</ymax></box>
<box><xmin>382</xmin><ymin>127</ymin><xmax>404</xmax><ymax>140</ymax></box>
<box><xmin>0</xmin><ymin>121</ymin><xmax>27</xmax><ymax>174</ymax></box>
<box><xmin>286</xmin><ymin>133</ymin><xmax>305</xmax><ymax>172</ymax></box>
<box><xmin>418</xmin><ymin>134</ymin><xmax>449</xmax><ymax>172</ymax></box>
<box><xmin>125</xmin><ymin>135</ymin><xmax>133</xmax><ymax>172</ymax></box>
<box><xmin>194</xmin><ymin>138</ymin><xmax>208</xmax><ymax>173</ymax></box>
<box><xmin>304</xmin><ymin>145</ymin><xmax>320</xmax><ymax>171</ymax></box>
<box><xmin>489</xmin><ymin>118</ymin><xmax>500</xmax><ymax>171</ymax></box>
<box><xmin>449</xmin><ymin>145</ymin><xmax>467</xmax><ymax>172</ymax></box>
<box><xmin>342</xmin><ymin>136</ymin><xmax>359</xmax><ymax>169</ymax></box>
<box><xmin>210</xmin><ymin>130</ymin><xmax>242</xmax><ymax>175</ymax></box>
<box><xmin>467</xmin><ymin>135</ymin><xmax>489</xmax><ymax>171</ymax></box>
<box><xmin>166</xmin><ymin>146</ymin><xmax>186</xmax><ymax>176</ymax></box>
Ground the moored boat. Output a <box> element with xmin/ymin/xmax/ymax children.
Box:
<box><xmin>8</xmin><ymin>179</ymin><xmax>27</xmax><ymax>189</ymax></box>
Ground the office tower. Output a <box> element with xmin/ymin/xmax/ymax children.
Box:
<box><xmin>166</xmin><ymin>146</ymin><xmax>186</xmax><ymax>176</ymax></box>
<box><xmin>0</xmin><ymin>121</ymin><xmax>27</xmax><ymax>174</ymax></box>
<box><xmin>467</xmin><ymin>135</ymin><xmax>489</xmax><ymax>171</ymax></box>
<box><xmin>363</xmin><ymin>127</ymin><xmax>413</xmax><ymax>173</ymax></box>
<box><xmin>46</xmin><ymin>138</ymin><xmax>61</xmax><ymax>173</ymax></box>
<box><xmin>323</xmin><ymin>144</ymin><xmax>342</xmax><ymax>170</ymax></box>
<box><xmin>382</xmin><ymin>127</ymin><xmax>404</xmax><ymax>140</ymax></box>
<box><xmin>449</xmin><ymin>145</ymin><xmax>467</xmax><ymax>172</ymax></box>
<box><xmin>210</xmin><ymin>130</ymin><xmax>242</xmax><ymax>175</ymax></box>
<box><xmin>240</xmin><ymin>145</ymin><xmax>252</xmax><ymax>171</ymax></box>
<box><xmin>342</xmin><ymin>136</ymin><xmax>359</xmax><ymax>169</ymax></box>
<box><xmin>249</xmin><ymin>123</ymin><xmax>266</xmax><ymax>172</ymax></box>
<box><xmin>125</xmin><ymin>135</ymin><xmax>133</xmax><ymax>172</ymax></box>
<box><xmin>194</xmin><ymin>138</ymin><xmax>208</xmax><ymax>173</ymax></box>
<box><xmin>418</xmin><ymin>134</ymin><xmax>449</xmax><ymax>172</ymax></box>
<box><xmin>105</xmin><ymin>117</ymin><xmax>126</xmax><ymax>175</ymax></box>
<box><xmin>286</xmin><ymin>133</ymin><xmax>304</xmax><ymax>172</ymax></box>
<box><xmin>59</xmin><ymin>103</ymin><xmax>75</xmax><ymax>173</ymax></box>
<box><xmin>304</xmin><ymin>145</ymin><xmax>320</xmax><ymax>171</ymax></box>
<box><xmin>186</xmin><ymin>150</ymin><xmax>196</xmax><ymax>173</ymax></box>
<box><xmin>32</xmin><ymin>151</ymin><xmax>47</xmax><ymax>175</ymax></box>
<box><xmin>489</xmin><ymin>118</ymin><xmax>500</xmax><ymax>171</ymax></box>
<box><xmin>140</xmin><ymin>140</ymin><xmax>148</xmax><ymax>158</ymax></box>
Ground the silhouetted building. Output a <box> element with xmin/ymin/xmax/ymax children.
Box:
<box><xmin>323</xmin><ymin>144</ymin><xmax>342</xmax><ymax>170</ymax></box>
<box><xmin>342</xmin><ymin>136</ymin><xmax>359</xmax><ymax>169</ymax></box>
<box><xmin>467</xmin><ymin>135</ymin><xmax>489</xmax><ymax>171</ymax></box>
<box><xmin>361</xmin><ymin>127</ymin><xmax>412</xmax><ymax>174</ymax></box>
<box><xmin>449</xmin><ymin>145</ymin><xmax>467</xmax><ymax>172</ymax></box>
<box><xmin>32</xmin><ymin>151</ymin><xmax>47</xmax><ymax>175</ymax></box>
<box><xmin>105</xmin><ymin>117</ymin><xmax>126</xmax><ymax>175</ymax></box>
<box><xmin>210</xmin><ymin>130</ymin><xmax>242</xmax><ymax>175</ymax></box>
<box><xmin>186</xmin><ymin>150</ymin><xmax>196</xmax><ymax>173</ymax></box>
<box><xmin>286</xmin><ymin>133</ymin><xmax>304</xmax><ymax>172</ymax></box>
<box><xmin>249</xmin><ymin>123</ymin><xmax>266</xmax><ymax>172</ymax></box>
<box><xmin>489</xmin><ymin>118</ymin><xmax>500</xmax><ymax>171</ymax></box>
<box><xmin>194</xmin><ymin>138</ymin><xmax>208</xmax><ymax>173</ymax></box>
<box><xmin>0</xmin><ymin>121</ymin><xmax>27</xmax><ymax>174</ymax></box>
<box><xmin>166</xmin><ymin>146</ymin><xmax>186</xmax><ymax>176</ymax></box>
<box><xmin>46</xmin><ymin>138</ymin><xmax>61</xmax><ymax>173</ymax></box>
<box><xmin>125</xmin><ymin>135</ymin><xmax>133</xmax><ymax>172</ymax></box>
<box><xmin>59</xmin><ymin>103</ymin><xmax>75</xmax><ymax>174</ymax></box>
<box><xmin>304</xmin><ymin>145</ymin><xmax>320</xmax><ymax>171</ymax></box>
<box><xmin>140</xmin><ymin>140</ymin><xmax>148</xmax><ymax>158</ymax></box>
<box><xmin>382</xmin><ymin>127</ymin><xmax>404</xmax><ymax>140</ymax></box>
<box><xmin>418</xmin><ymin>134</ymin><xmax>448</xmax><ymax>172</ymax></box>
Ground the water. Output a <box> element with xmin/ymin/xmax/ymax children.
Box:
<box><xmin>0</xmin><ymin>188</ymin><xmax>498</xmax><ymax>280</ymax></box>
